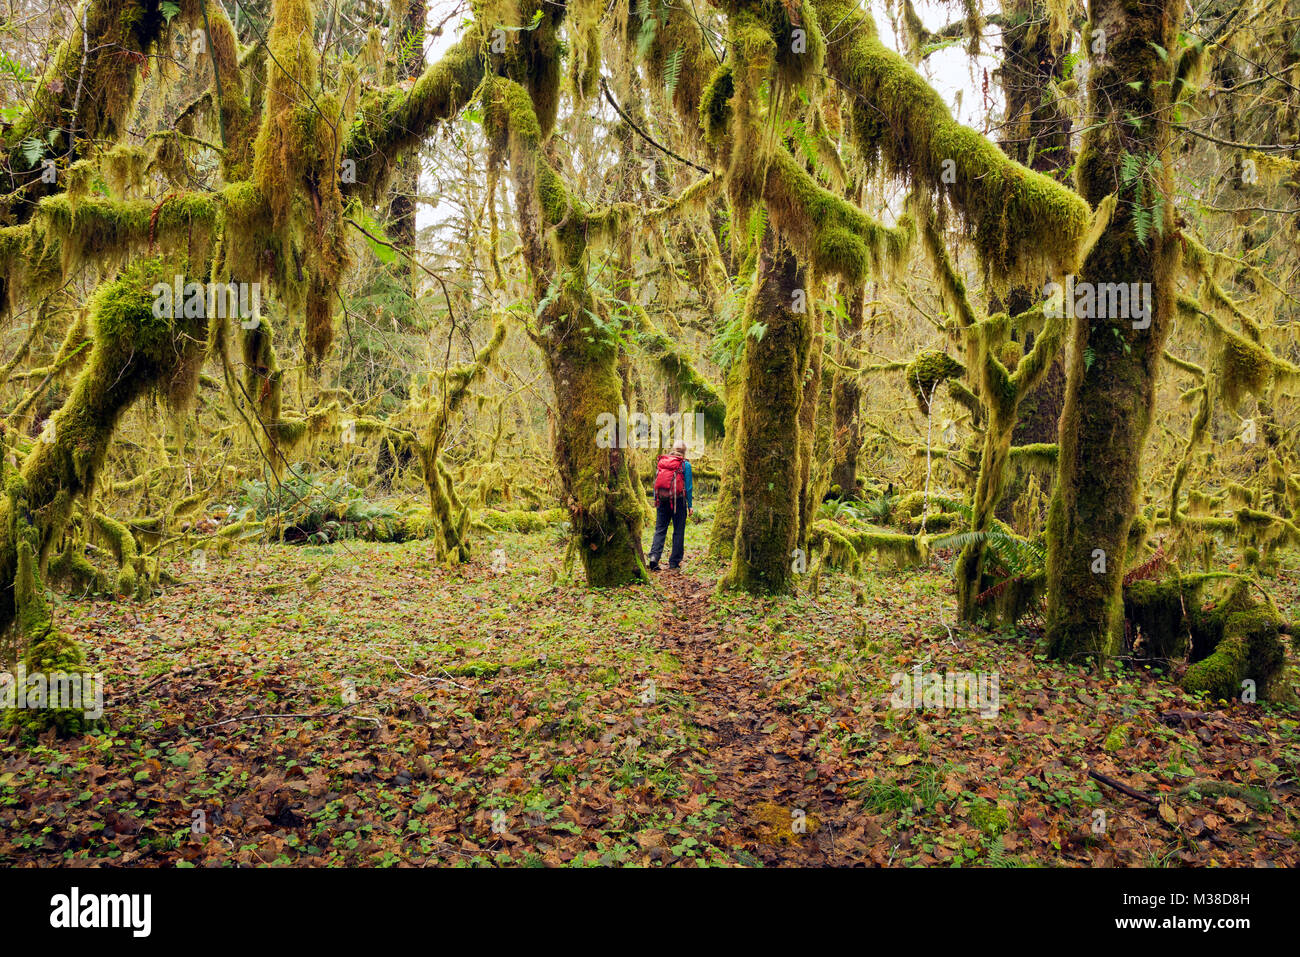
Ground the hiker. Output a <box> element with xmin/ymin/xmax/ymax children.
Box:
<box><xmin>647</xmin><ymin>439</ymin><xmax>693</xmax><ymax>571</ymax></box>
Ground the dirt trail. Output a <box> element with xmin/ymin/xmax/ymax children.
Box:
<box><xmin>653</xmin><ymin>571</ymin><xmax>874</xmax><ymax>865</ymax></box>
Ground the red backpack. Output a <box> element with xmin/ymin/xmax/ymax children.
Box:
<box><xmin>652</xmin><ymin>454</ymin><xmax>685</xmax><ymax>507</ymax></box>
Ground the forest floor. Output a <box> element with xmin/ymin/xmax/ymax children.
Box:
<box><xmin>3</xmin><ymin>518</ymin><xmax>1299</xmax><ymax>867</ymax></box>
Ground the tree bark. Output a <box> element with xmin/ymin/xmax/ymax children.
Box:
<box><xmin>1045</xmin><ymin>0</ymin><xmax>1183</xmax><ymax>659</ymax></box>
<box><xmin>724</xmin><ymin>227</ymin><xmax>812</xmax><ymax>594</ymax></box>
<box><xmin>830</xmin><ymin>282</ymin><xmax>866</xmax><ymax>498</ymax></box>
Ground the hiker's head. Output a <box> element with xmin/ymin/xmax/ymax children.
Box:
<box><xmin>673</xmin><ymin>440</ymin><xmax>687</xmax><ymax>458</ymax></box>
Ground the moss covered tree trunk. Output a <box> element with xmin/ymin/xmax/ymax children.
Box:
<box><xmin>484</xmin><ymin>55</ymin><xmax>647</xmax><ymax>586</ymax></box>
<box><xmin>708</xmin><ymin>361</ymin><xmax>745</xmax><ymax>559</ymax></box>
<box><xmin>0</xmin><ymin>266</ymin><xmax>205</xmax><ymax>638</ymax></box>
<box><xmin>796</xmin><ymin>297</ymin><xmax>824</xmax><ymax>548</ymax></box>
<box><xmin>830</xmin><ymin>282</ymin><xmax>866</xmax><ymax>498</ymax></box>
<box><xmin>545</xmin><ymin>331</ymin><xmax>648</xmax><ymax>586</ymax></box>
<box><xmin>1045</xmin><ymin>0</ymin><xmax>1183</xmax><ymax>659</ymax></box>
<box><xmin>724</xmin><ymin>228</ymin><xmax>812</xmax><ymax>594</ymax></box>
<box><xmin>386</xmin><ymin>0</ymin><xmax>426</xmax><ymax>296</ymax></box>
<box><xmin>993</xmin><ymin>0</ymin><xmax>1073</xmax><ymax>523</ymax></box>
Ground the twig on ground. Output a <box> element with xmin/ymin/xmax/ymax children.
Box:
<box><xmin>1088</xmin><ymin>768</ymin><xmax>1159</xmax><ymax>805</ymax></box>
<box><xmin>376</xmin><ymin>652</ymin><xmax>470</xmax><ymax>691</ymax></box>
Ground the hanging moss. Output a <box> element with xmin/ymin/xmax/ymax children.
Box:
<box><xmin>101</xmin><ymin>144</ymin><xmax>149</xmax><ymax>197</ymax></box>
<box><xmin>48</xmin><ymin>539</ymin><xmax>109</xmax><ymax>594</ymax></box>
<box><xmin>0</xmin><ymin>259</ymin><xmax>206</xmax><ymax>638</ymax></box>
<box><xmin>271</xmin><ymin>417</ymin><xmax>310</xmax><ymax>449</ymax></box>
<box><xmin>1214</xmin><ymin>326</ymin><xmax>1295</xmax><ymax>408</ymax></box>
<box><xmin>245</xmin><ymin>0</ymin><xmax>349</xmax><ymax>357</ymax></box>
<box><xmin>2</xmin><ymin>0</ymin><xmax>170</xmax><ymax>222</ymax></box>
<box><xmin>566</xmin><ymin>0</ymin><xmax>602</xmax><ymax>102</ymax></box>
<box><xmin>201</xmin><ymin>0</ymin><xmax>255</xmax><ymax>179</ymax></box>
<box><xmin>344</xmin><ymin>30</ymin><xmax>485</xmax><ymax>199</ymax></box>
<box><xmin>813</xmin><ymin>0</ymin><xmax>1089</xmax><ymax>283</ymax></box>
<box><xmin>762</xmin><ymin>149</ymin><xmax>913</xmax><ymax>286</ymax></box>
<box><xmin>894</xmin><ymin>491</ymin><xmax>968</xmax><ymax>519</ymax></box>
<box><xmin>989</xmin><ymin>572</ymin><xmax>1046</xmax><ymax>624</ymax></box>
<box><xmin>241</xmin><ymin>315</ymin><xmax>283</xmax><ymax>445</ymax></box>
<box><xmin>1235</xmin><ymin>507</ymin><xmax>1300</xmax><ymax>550</ymax></box>
<box><xmin>480</xmin><ymin>508</ymin><xmax>567</xmax><ymax>532</ymax></box>
<box><xmin>10</xmin><ymin>192</ymin><xmax>220</xmax><ymax>293</ymax></box>
<box><xmin>305</xmin><ymin>276</ymin><xmax>334</xmax><ymax>366</ymax></box>
<box><xmin>1008</xmin><ymin>443</ymin><xmax>1058</xmax><ymax>470</ymax></box>
<box><xmin>632</xmin><ymin>0</ymin><xmax>717</xmax><ymax>133</ymax></box>
<box><xmin>808</xmin><ymin>521</ymin><xmax>929</xmax><ymax>570</ymax></box>
<box><xmin>219</xmin><ymin>181</ymin><xmax>276</xmax><ymax>284</ymax></box>
<box><xmin>806</xmin><ymin>520</ymin><xmax>862</xmax><ymax>573</ymax></box>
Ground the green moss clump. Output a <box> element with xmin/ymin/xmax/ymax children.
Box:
<box><xmin>4</xmin><ymin>519</ymin><xmax>97</xmax><ymax>738</ymax></box>
<box><xmin>812</xmin><ymin>228</ymin><xmax>871</xmax><ymax>285</ymax></box>
<box><xmin>93</xmin><ymin>512</ymin><xmax>139</xmax><ymax>597</ymax></box>
<box><xmin>906</xmin><ymin>350</ymin><xmax>965</xmax><ymax>409</ymax></box>
<box><xmin>699</xmin><ymin>64</ymin><xmax>735</xmax><ymax>147</ymax></box>
<box><xmin>1120</xmin><ymin>576</ymin><xmax>1290</xmax><ymax>701</ymax></box>
<box><xmin>480</xmin><ymin>508</ymin><xmax>567</xmax><ymax>533</ymax></box>
<box><xmin>1182</xmin><ymin>582</ymin><xmax>1288</xmax><ymax>701</ymax></box>
<box><xmin>968</xmin><ymin>800</ymin><xmax>1009</xmax><ymax>837</ymax></box>
<box><xmin>1122</xmin><ymin>576</ymin><xmax>1205</xmax><ymax>661</ymax></box>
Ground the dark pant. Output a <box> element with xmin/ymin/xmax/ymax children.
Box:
<box><xmin>649</xmin><ymin>496</ymin><xmax>687</xmax><ymax>568</ymax></box>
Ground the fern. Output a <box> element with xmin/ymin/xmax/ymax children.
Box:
<box><xmin>635</xmin><ymin>0</ymin><xmax>659</xmax><ymax>59</ymax></box>
<box><xmin>664</xmin><ymin>46</ymin><xmax>684</xmax><ymax>98</ymax></box>
<box><xmin>746</xmin><ymin>205</ymin><xmax>769</xmax><ymax>250</ymax></box>
<box><xmin>932</xmin><ymin>528</ymin><xmax>1045</xmax><ymax>578</ymax></box>
<box><xmin>786</xmin><ymin>117</ymin><xmax>820</xmax><ymax>172</ymax></box>
<box><xmin>1132</xmin><ymin>204</ymin><xmax>1151</xmax><ymax>247</ymax></box>
<box><xmin>864</xmin><ymin>492</ymin><xmax>896</xmax><ymax>525</ymax></box>
<box><xmin>1119</xmin><ymin>150</ymin><xmax>1167</xmax><ymax>248</ymax></box>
